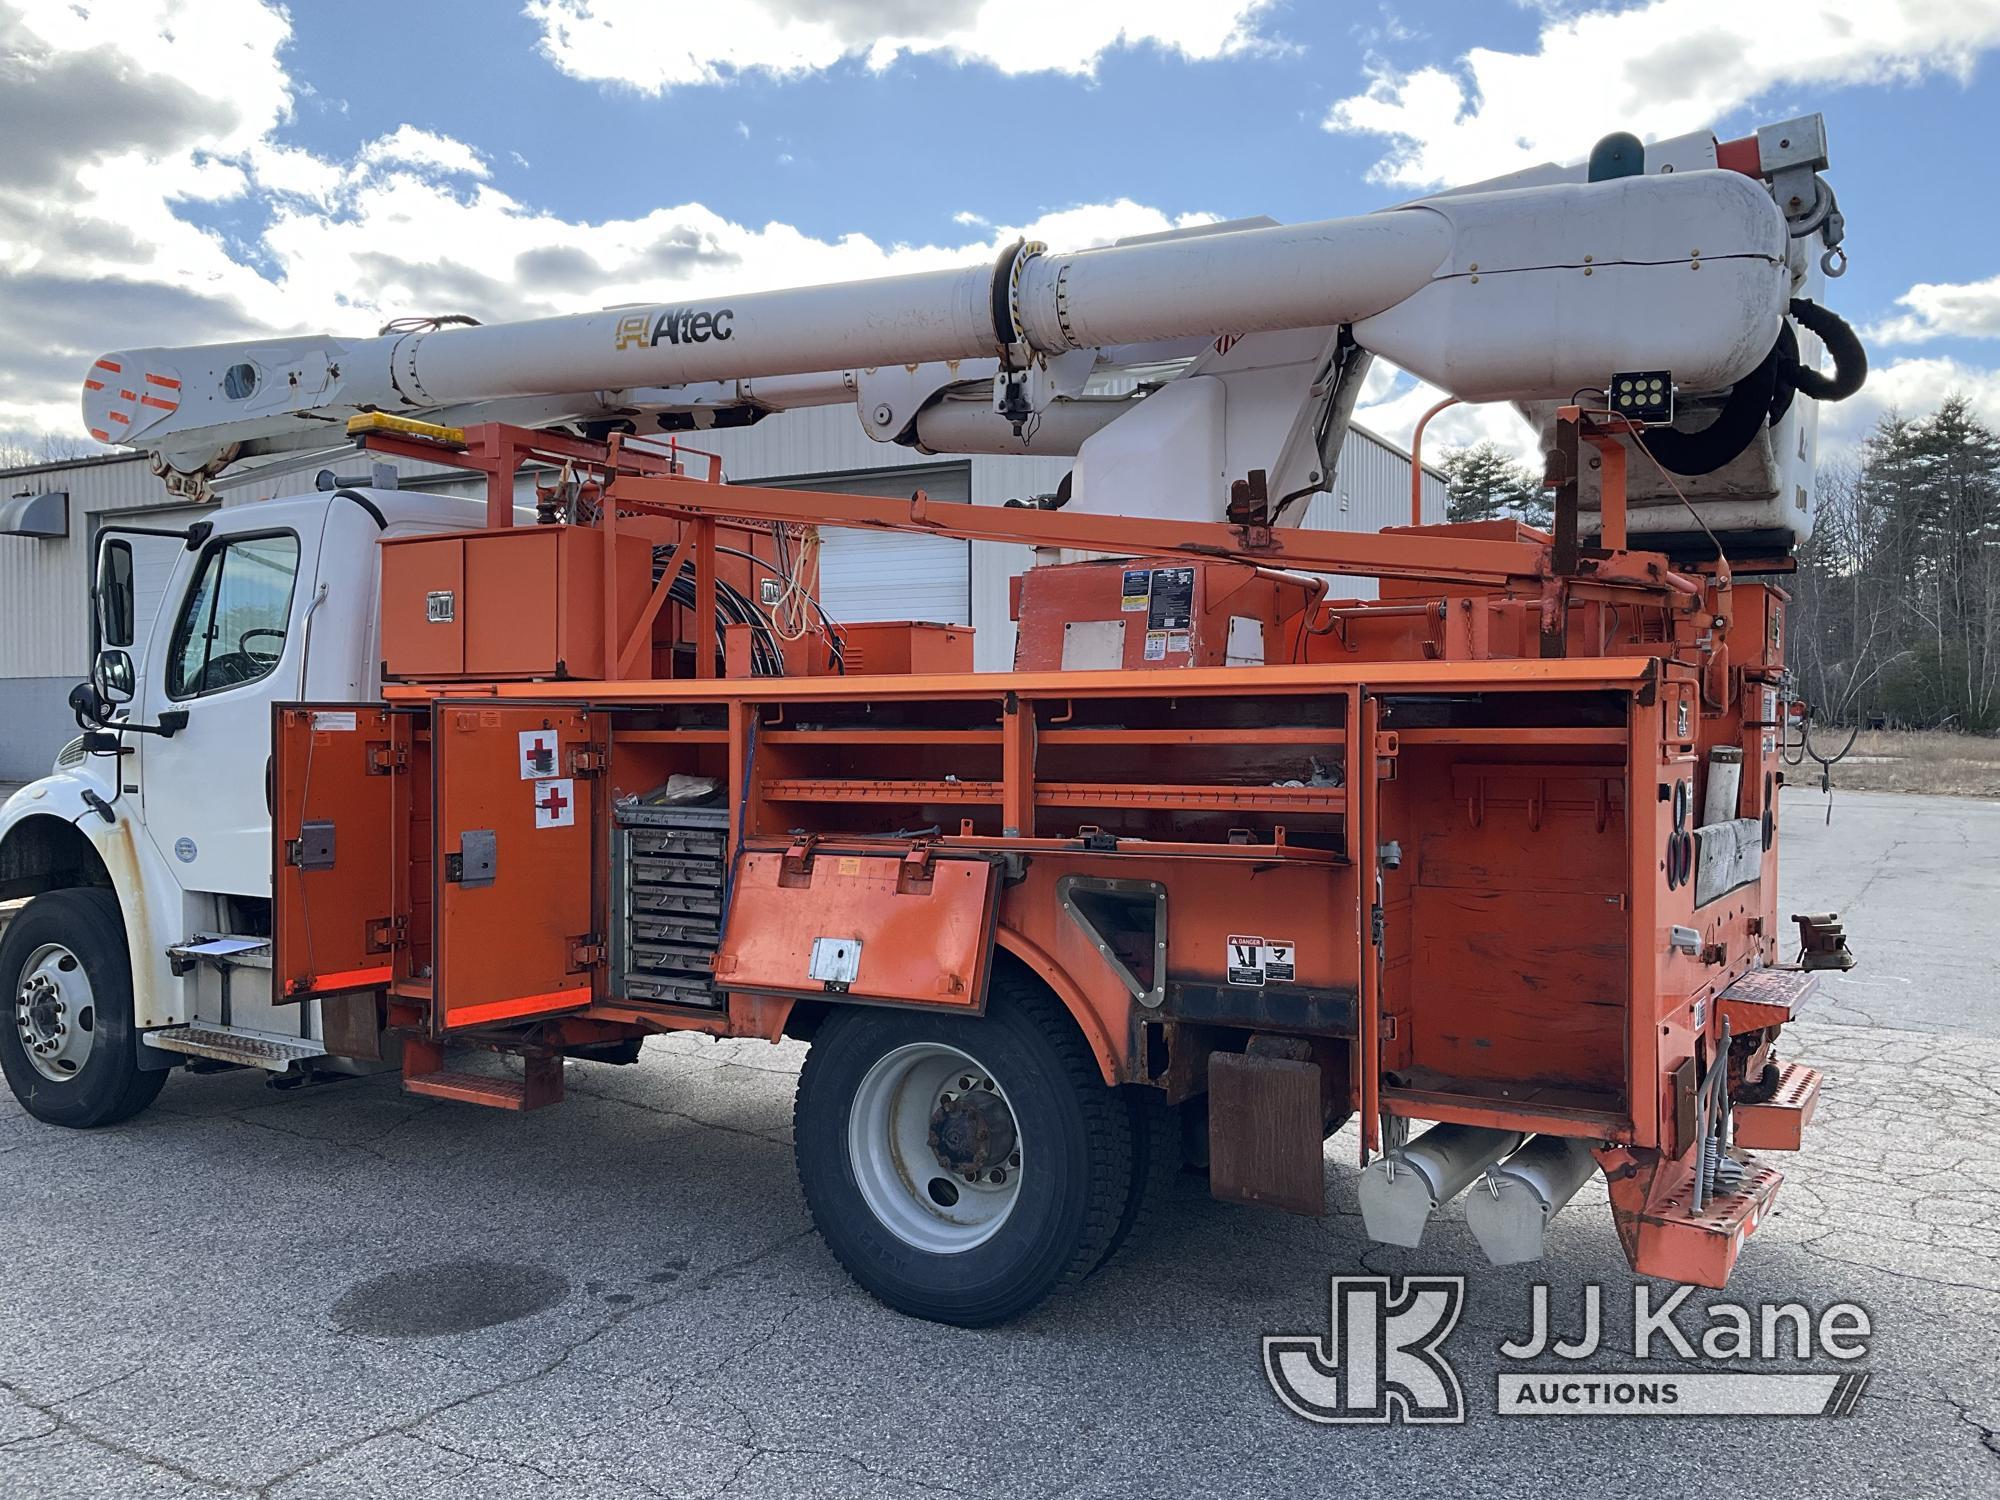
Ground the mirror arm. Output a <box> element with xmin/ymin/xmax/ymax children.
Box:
<box><xmin>113</xmin><ymin>711</ymin><xmax>189</xmax><ymax>740</ymax></box>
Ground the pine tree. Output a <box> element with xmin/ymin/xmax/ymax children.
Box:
<box><xmin>1438</xmin><ymin>441</ymin><xmax>1550</xmax><ymax>528</ymax></box>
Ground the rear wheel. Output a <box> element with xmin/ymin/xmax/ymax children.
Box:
<box><xmin>794</xmin><ymin>976</ymin><xmax>1132</xmax><ymax>1325</ymax></box>
<box><xmin>1092</xmin><ymin>1086</ymin><xmax>1185</xmax><ymax>1274</ymax></box>
<box><xmin>0</xmin><ymin>889</ymin><xmax>165</xmax><ymax>1128</ymax></box>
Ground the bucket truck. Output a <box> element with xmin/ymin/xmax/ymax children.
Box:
<box><xmin>4</xmin><ymin>117</ymin><xmax>1862</xmax><ymax>1325</ymax></box>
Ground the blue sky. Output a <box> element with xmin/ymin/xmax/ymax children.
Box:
<box><xmin>5</xmin><ymin>0</ymin><xmax>2000</xmax><ymax>458</ymax></box>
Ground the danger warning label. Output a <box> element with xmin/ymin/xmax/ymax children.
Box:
<box><xmin>1225</xmin><ymin>935</ymin><xmax>1296</xmax><ymax>987</ymax></box>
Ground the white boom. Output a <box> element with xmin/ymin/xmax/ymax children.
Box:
<box><xmin>82</xmin><ymin>115</ymin><xmax>1860</xmax><ymax>548</ymax></box>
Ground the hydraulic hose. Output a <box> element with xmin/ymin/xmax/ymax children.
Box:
<box><xmin>1786</xmin><ymin>298</ymin><xmax>1867</xmax><ymax>403</ymax></box>
<box><xmin>1648</xmin><ymin>299</ymin><xmax>1866</xmax><ymax>477</ymax></box>
<box><xmin>1644</xmin><ymin>338</ymin><xmax>1781</xmax><ymax>477</ymax></box>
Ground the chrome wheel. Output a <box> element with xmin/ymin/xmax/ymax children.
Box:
<box><xmin>14</xmin><ymin>942</ymin><xmax>97</xmax><ymax>1083</ymax></box>
<box><xmin>848</xmin><ymin>1042</ymin><xmax>1024</xmax><ymax>1254</ymax></box>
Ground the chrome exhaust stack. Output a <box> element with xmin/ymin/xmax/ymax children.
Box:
<box><xmin>1464</xmin><ymin>1135</ymin><xmax>1601</xmax><ymax>1266</ymax></box>
<box><xmin>1357</xmin><ymin>1124</ymin><xmax>1524</xmax><ymax>1248</ymax></box>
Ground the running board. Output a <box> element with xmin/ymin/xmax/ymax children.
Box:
<box><xmin>144</xmin><ymin>1024</ymin><xmax>326</xmax><ymax>1072</ymax></box>
<box><xmin>403</xmin><ymin>1054</ymin><xmax>564</xmax><ymax>1111</ymax></box>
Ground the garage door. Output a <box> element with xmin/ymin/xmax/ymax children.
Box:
<box><xmin>756</xmin><ymin>464</ymin><xmax>971</xmax><ymax>627</ymax></box>
<box><xmin>100</xmin><ymin>503</ymin><xmax>216</xmax><ymax>668</ymax></box>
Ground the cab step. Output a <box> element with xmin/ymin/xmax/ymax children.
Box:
<box><xmin>1733</xmin><ymin>1061</ymin><xmax>1822</xmax><ymax>1150</ymax></box>
<box><xmin>403</xmin><ymin>1053</ymin><xmax>564</xmax><ymax>1111</ymax></box>
<box><xmin>144</xmin><ymin>1023</ymin><xmax>326</xmax><ymax>1073</ymax></box>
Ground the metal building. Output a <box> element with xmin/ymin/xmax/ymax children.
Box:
<box><xmin>0</xmin><ymin>415</ymin><xmax>1442</xmax><ymax>780</ymax></box>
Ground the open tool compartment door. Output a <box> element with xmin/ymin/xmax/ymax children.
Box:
<box><xmin>715</xmin><ymin>846</ymin><xmax>1000</xmax><ymax>1010</ymax></box>
<box><xmin>272</xmin><ymin>704</ymin><xmax>415</xmax><ymax>1000</ymax></box>
<box><xmin>431</xmin><ymin>701</ymin><xmax>607</xmax><ymax>1030</ymax></box>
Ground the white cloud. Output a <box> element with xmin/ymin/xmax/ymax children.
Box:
<box><xmin>1865</xmin><ymin>273</ymin><xmax>2000</xmax><ymax>345</ymax></box>
<box><xmin>1355</xmin><ymin>367</ymin><xmax>1541</xmax><ymax>468</ymax></box>
<box><xmin>524</xmin><ymin>0</ymin><xmax>1277</xmax><ymax>91</ymax></box>
<box><xmin>1325</xmin><ymin>0</ymin><xmax>2000</xmax><ymax>188</ymax></box>
<box><xmin>358</xmin><ymin>124</ymin><xmax>490</xmax><ymax>179</ymax></box>
<box><xmin>0</xmin><ymin>0</ymin><xmax>1224</xmax><ymax>443</ymax></box>
<box><xmin>1817</xmin><ymin>354</ymin><xmax>2000</xmax><ymax>453</ymax></box>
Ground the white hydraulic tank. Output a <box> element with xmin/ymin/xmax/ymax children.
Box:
<box><xmin>1463</xmin><ymin>1135</ymin><xmax>1601</xmax><ymax>1267</ymax></box>
<box><xmin>1357</xmin><ymin>1124</ymin><xmax>1525</xmax><ymax>1248</ymax></box>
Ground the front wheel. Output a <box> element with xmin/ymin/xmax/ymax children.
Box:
<box><xmin>0</xmin><ymin>888</ymin><xmax>165</xmax><ymax>1128</ymax></box>
<box><xmin>793</xmin><ymin>977</ymin><xmax>1132</xmax><ymax>1326</ymax></box>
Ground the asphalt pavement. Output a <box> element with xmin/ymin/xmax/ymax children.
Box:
<box><xmin>1</xmin><ymin>787</ymin><xmax>1996</xmax><ymax>1498</ymax></box>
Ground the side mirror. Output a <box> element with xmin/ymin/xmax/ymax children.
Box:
<box><xmin>97</xmin><ymin>538</ymin><xmax>135</xmax><ymax>648</ymax></box>
<box><xmin>93</xmin><ymin>647</ymin><xmax>135</xmax><ymax>706</ymax></box>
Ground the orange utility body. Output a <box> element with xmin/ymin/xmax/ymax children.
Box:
<box><xmin>272</xmin><ymin>417</ymin><xmax>1822</xmax><ymax>1289</ymax></box>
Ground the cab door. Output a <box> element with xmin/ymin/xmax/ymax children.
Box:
<box><xmin>432</xmin><ymin>702</ymin><xmax>606</xmax><ymax>1031</ymax></box>
<box><xmin>271</xmin><ymin>703</ymin><xmax>413</xmax><ymax>999</ymax></box>
<box><xmin>140</xmin><ymin>519</ymin><xmax>326</xmax><ymax>895</ymax></box>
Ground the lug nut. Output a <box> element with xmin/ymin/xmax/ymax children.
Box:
<box><xmin>990</xmin><ymin>1169</ymin><xmax>1007</xmax><ymax>1185</ymax></box>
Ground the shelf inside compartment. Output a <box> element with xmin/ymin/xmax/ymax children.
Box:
<box><xmin>1382</xmin><ymin>1068</ymin><xmax>1629</xmax><ymax>1140</ymax></box>
<box><xmin>754</xmin><ymin>778</ymin><xmax>1347</xmax><ymax>814</ymax></box>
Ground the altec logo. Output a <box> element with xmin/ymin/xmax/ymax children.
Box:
<box><xmin>1264</xmin><ymin>1276</ymin><xmax>1466</xmax><ymax>1424</ymax></box>
<box><xmin>614</xmin><ymin>305</ymin><xmax>736</xmax><ymax>351</ymax></box>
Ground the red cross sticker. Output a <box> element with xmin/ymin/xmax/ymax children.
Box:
<box><xmin>533</xmin><ymin>777</ymin><xmax>576</xmax><ymax>829</ymax></box>
<box><xmin>519</xmin><ymin>729</ymin><xmax>559</xmax><ymax>780</ymax></box>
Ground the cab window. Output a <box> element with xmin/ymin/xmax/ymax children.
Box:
<box><xmin>165</xmin><ymin>533</ymin><xmax>301</xmax><ymax>699</ymax></box>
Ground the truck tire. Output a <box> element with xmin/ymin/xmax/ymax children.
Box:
<box><xmin>1092</xmin><ymin>1087</ymin><xmax>1184</xmax><ymax>1275</ymax></box>
<box><xmin>794</xmin><ymin>976</ymin><xmax>1133</xmax><ymax>1326</ymax></box>
<box><xmin>0</xmin><ymin>888</ymin><xmax>166</xmax><ymax>1128</ymax></box>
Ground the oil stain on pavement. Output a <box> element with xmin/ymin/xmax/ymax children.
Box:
<box><xmin>330</xmin><ymin>1260</ymin><xmax>569</xmax><ymax>1337</ymax></box>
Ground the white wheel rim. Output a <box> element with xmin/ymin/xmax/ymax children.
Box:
<box><xmin>847</xmin><ymin>1041</ymin><xmax>1024</xmax><ymax>1254</ymax></box>
<box><xmin>14</xmin><ymin>942</ymin><xmax>97</xmax><ymax>1083</ymax></box>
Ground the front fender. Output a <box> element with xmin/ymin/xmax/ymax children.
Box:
<box><xmin>2</xmin><ymin>772</ymin><xmax>193</xmax><ymax>1028</ymax></box>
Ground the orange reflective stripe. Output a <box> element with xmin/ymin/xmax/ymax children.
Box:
<box><xmin>144</xmin><ymin>373</ymin><xmax>181</xmax><ymax>389</ymax></box>
<box><xmin>83</xmin><ymin>378</ymin><xmax>104</xmax><ymax>391</ymax></box>
<box><xmin>140</xmin><ymin>394</ymin><xmax>177</xmax><ymax>410</ymax></box>
<box><xmin>94</xmin><ymin>358</ymin><xmax>122</xmax><ymax>372</ymax></box>
<box><xmin>447</xmin><ymin>987</ymin><xmax>591</xmax><ymax>1026</ymax></box>
<box><xmin>304</xmin><ymin>964</ymin><xmax>393</xmax><ymax>992</ymax></box>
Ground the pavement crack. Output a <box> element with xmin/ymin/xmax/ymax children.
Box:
<box><xmin>0</xmin><ymin>1374</ymin><xmax>251</xmax><ymax>1494</ymax></box>
<box><xmin>253</xmin><ymin>1228</ymin><xmax>815</xmax><ymax>1497</ymax></box>
<box><xmin>563</xmin><ymin>1080</ymin><xmax>792</xmax><ymax>1147</ymax></box>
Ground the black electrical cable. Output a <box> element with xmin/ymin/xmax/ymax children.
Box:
<box><xmin>651</xmin><ymin>548</ymin><xmax>786</xmax><ymax>675</ymax></box>
<box><xmin>711</xmin><ymin>543</ymin><xmax>846</xmax><ymax>675</ymax></box>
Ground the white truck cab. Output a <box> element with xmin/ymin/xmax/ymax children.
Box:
<box><xmin>0</xmin><ymin>487</ymin><xmax>480</xmax><ymax>1124</ymax></box>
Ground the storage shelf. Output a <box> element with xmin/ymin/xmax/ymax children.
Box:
<box><xmin>757</xmin><ymin>777</ymin><xmax>1347</xmax><ymax>813</ymax></box>
<box><xmin>760</xmin><ymin>778</ymin><xmax>1001</xmax><ymax>804</ymax></box>
<box><xmin>1039</xmin><ymin>727</ymin><xmax>1343</xmax><ymax>746</ymax></box>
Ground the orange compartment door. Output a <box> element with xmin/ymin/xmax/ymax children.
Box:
<box><xmin>272</xmin><ymin>704</ymin><xmax>410</xmax><ymax>1000</ymax></box>
<box><xmin>715</xmin><ymin>850</ymin><xmax>998</xmax><ymax>1009</ymax></box>
<box><xmin>432</xmin><ymin>702</ymin><xmax>605</xmax><ymax>1031</ymax></box>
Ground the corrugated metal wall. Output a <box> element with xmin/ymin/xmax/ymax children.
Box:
<box><xmin>0</xmin><ymin>455</ymin><xmax>174</xmax><ymax>679</ymax></box>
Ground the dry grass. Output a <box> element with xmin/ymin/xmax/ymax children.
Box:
<box><xmin>1805</xmin><ymin>729</ymin><xmax>2000</xmax><ymax>798</ymax></box>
